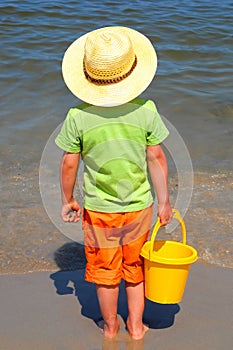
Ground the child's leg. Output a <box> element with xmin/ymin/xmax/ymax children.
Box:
<box><xmin>96</xmin><ymin>284</ymin><xmax>120</xmax><ymax>338</ymax></box>
<box><xmin>83</xmin><ymin>209</ymin><xmax>124</xmax><ymax>338</ymax></box>
<box><xmin>121</xmin><ymin>205</ymin><xmax>153</xmax><ymax>339</ymax></box>
<box><xmin>125</xmin><ymin>281</ymin><xmax>148</xmax><ymax>340</ymax></box>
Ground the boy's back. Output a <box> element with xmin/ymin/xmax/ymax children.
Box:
<box><xmin>55</xmin><ymin>98</ymin><xmax>169</xmax><ymax>212</ymax></box>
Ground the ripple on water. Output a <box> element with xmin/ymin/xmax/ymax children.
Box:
<box><xmin>0</xmin><ymin>0</ymin><xmax>232</xmax><ymax>274</ymax></box>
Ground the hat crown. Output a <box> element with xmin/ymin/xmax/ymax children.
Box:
<box><xmin>84</xmin><ymin>29</ymin><xmax>136</xmax><ymax>81</ymax></box>
<box><xmin>62</xmin><ymin>26</ymin><xmax>157</xmax><ymax>106</ymax></box>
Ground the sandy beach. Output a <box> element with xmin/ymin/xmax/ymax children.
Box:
<box><xmin>1</xmin><ymin>1</ymin><xmax>233</xmax><ymax>349</ymax></box>
<box><xmin>0</xmin><ymin>262</ymin><xmax>232</xmax><ymax>350</ymax></box>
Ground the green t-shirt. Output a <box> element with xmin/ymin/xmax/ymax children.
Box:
<box><xmin>55</xmin><ymin>98</ymin><xmax>169</xmax><ymax>212</ymax></box>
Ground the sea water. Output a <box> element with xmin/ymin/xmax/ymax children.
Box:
<box><xmin>0</xmin><ymin>0</ymin><xmax>232</xmax><ymax>273</ymax></box>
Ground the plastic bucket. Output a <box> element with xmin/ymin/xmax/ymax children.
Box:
<box><xmin>141</xmin><ymin>209</ymin><xmax>198</xmax><ymax>304</ymax></box>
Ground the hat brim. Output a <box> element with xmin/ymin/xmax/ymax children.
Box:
<box><xmin>62</xmin><ymin>26</ymin><xmax>157</xmax><ymax>107</ymax></box>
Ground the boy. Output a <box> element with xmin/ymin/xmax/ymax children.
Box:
<box><xmin>55</xmin><ymin>26</ymin><xmax>172</xmax><ymax>339</ymax></box>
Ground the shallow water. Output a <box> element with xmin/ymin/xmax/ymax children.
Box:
<box><xmin>0</xmin><ymin>0</ymin><xmax>233</xmax><ymax>273</ymax></box>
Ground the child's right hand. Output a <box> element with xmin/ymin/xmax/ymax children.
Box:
<box><xmin>61</xmin><ymin>199</ymin><xmax>81</xmax><ymax>223</ymax></box>
<box><xmin>157</xmin><ymin>202</ymin><xmax>173</xmax><ymax>226</ymax></box>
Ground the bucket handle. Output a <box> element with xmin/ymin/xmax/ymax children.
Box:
<box><xmin>149</xmin><ymin>209</ymin><xmax>187</xmax><ymax>258</ymax></box>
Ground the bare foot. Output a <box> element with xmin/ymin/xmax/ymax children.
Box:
<box><xmin>103</xmin><ymin>317</ymin><xmax>120</xmax><ymax>338</ymax></box>
<box><xmin>126</xmin><ymin>320</ymin><xmax>149</xmax><ymax>340</ymax></box>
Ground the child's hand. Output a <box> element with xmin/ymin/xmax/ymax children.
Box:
<box><xmin>61</xmin><ymin>199</ymin><xmax>81</xmax><ymax>223</ymax></box>
<box><xmin>157</xmin><ymin>202</ymin><xmax>173</xmax><ymax>226</ymax></box>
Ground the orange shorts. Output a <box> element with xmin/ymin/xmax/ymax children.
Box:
<box><xmin>83</xmin><ymin>205</ymin><xmax>153</xmax><ymax>285</ymax></box>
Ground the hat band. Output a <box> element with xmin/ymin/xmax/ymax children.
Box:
<box><xmin>83</xmin><ymin>56</ymin><xmax>137</xmax><ymax>85</ymax></box>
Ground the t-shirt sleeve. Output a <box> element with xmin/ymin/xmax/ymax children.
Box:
<box><xmin>145</xmin><ymin>100</ymin><xmax>169</xmax><ymax>145</ymax></box>
<box><xmin>55</xmin><ymin>109</ymin><xmax>81</xmax><ymax>153</ymax></box>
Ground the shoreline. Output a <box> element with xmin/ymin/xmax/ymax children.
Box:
<box><xmin>0</xmin><ymin>259</ymin><xmax>232</xmax><ymax>278</ymax></box>
<box><xmin>1</xmin><ymin>168</ymin><xmax>232</xmax><ymax>275</ymax></box>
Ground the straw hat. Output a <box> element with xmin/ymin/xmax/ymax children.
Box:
<box><xmin>62</xmin><ymin>26</ymin><xmax>157</xmax><ymax>107</ymax></box>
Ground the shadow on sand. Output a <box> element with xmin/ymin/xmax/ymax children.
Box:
<box><xmin>50</xmin><ymin>242</ymin><xmax>180</xmax><ymax>330</ymax></box>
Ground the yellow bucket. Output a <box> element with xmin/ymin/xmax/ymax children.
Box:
<box><xmin>141</xmin><ymin>209</ymin><xmax>198</xmax><ymax>304</ymax></box>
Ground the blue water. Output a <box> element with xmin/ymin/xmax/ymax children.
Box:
<box><xmin>0</xmin><ymin>0</ymin><xmax>232</xmax><ymax>273</ymax></box>
<box><xmin>1</xmin><ymin>0</ymin><xmax>233</xmax><ymax>167</ymax></box>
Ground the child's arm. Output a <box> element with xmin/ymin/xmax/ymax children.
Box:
<box><xmin>60</xmin><ymin>151</ymin><xmax>81</xmax><ymax>222</ymax></box>
<box><xmin>146</xmin><ymin>144</ymin><xmax>172</xmax><ymax>226</ymax></box>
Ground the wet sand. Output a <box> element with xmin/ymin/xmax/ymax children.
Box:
<box><xmin>1</xmin><ymin>157</ymin><xmax>232</xmax><ymax>350</ymax></box>
<box><xmin>1</xmin><ymin>3</ymin><xmax>232</xmax><ymax>347</ymax></box>
<box><xmin>0</xmin><ymin>262</ymin><xmax>232</xmax><ymax>350</ymax></box>
<box><xmin>0</xmin><ymin>168</ymin><xmax>232</xmax><ymax>274</ymax></box>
